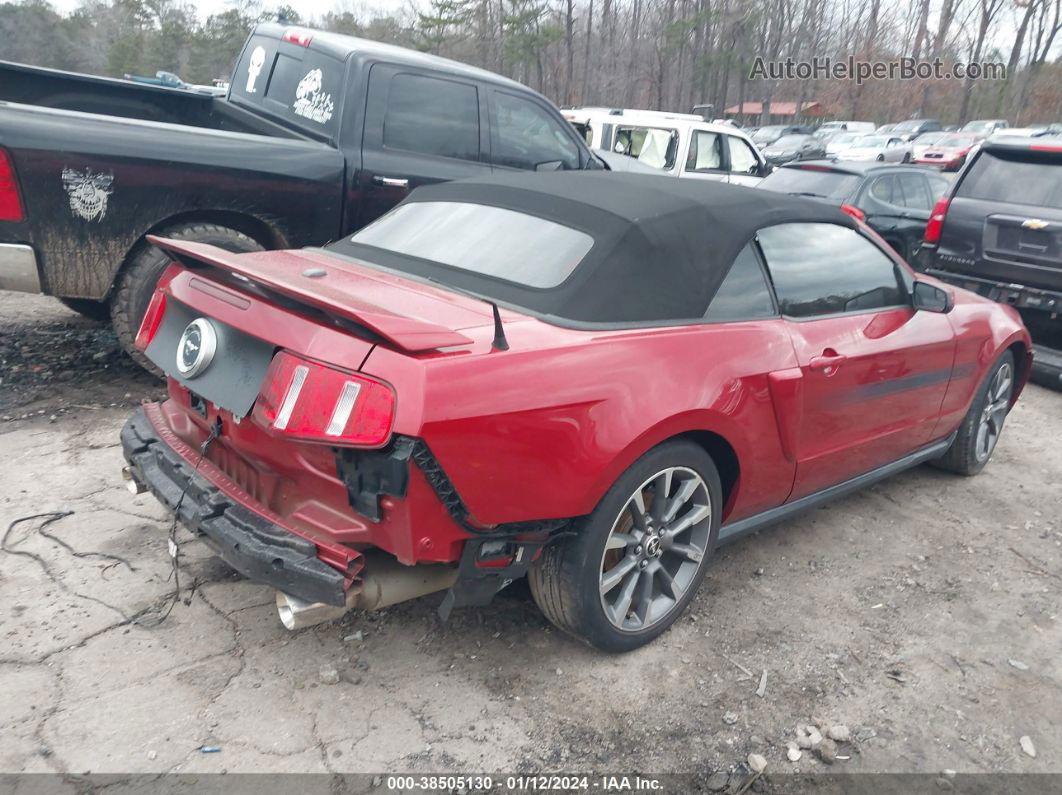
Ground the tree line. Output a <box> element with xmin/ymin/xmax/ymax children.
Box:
<box><xmin>2</xmin><ymin>0</ymin><xmax>1061</xmax><ymax>124</ymax></box>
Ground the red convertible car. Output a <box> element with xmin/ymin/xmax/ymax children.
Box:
<box><xmin>121</xmin><ymin>173</ymin><xmax>1031</xmax><ymax>651</ymax></box>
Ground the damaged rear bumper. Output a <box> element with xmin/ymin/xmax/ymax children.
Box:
<box><xmin>121</xmin><ymin>406</ymin><xmax>353</xmax><ymax>606</ymax></box>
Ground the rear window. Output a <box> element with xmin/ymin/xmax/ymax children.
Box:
<box><xmin>758</xmin><ymin>167</ymin><xmax>860</xmax><ymax>200</ymax></box>
<box><xmin>957</xmin><ymin>150</ymin><xmax>1062</xmax><ymax>209</ymax></box>
<box><xmin>347</xmin><ymin>201</ymin><xmax>594</xmax><ymax>288</ymax></box>
<box><xmin>231</xmin><ymin>36</ymin><xmax>342</xmax><ymax>137</ymax></box>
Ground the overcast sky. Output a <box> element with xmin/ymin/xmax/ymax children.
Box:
<box><xmin>44</xmin><ymin>0</ymin><xmax>412</xmax><ymax>20</ymax></box>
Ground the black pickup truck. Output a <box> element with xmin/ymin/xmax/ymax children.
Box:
<box><xmin>0</xmin><ymin>24</ymin><xmax>603</xmax><ymax>368</ymax></box>
<box><xmin>920</xmin><ymin>136</ymin><xmax>1062</xmax><ymax>386</ymax></box>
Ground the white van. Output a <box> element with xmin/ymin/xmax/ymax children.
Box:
<box><xmin>818</xmin><ymin>120</ymin><xmax>877</xmax><ymax>135</ymax></box>
<box><xmin>563</xmin><ymin>108</ymin><xmax>768</xmax><ymax>186</ymax></box>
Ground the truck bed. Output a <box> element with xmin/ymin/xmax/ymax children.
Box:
<box><xmin>0</xmin><ymin>60</ymin><xmax>301</xmax><ymax>139</ymax></box>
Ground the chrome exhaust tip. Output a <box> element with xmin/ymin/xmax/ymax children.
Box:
<box><xmin>121</xmin><ymin>466</ymin><xmax>147</xmax><ymax>495</ymax></box>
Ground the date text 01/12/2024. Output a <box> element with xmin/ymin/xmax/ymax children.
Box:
<box><xmin>384</xmin><ymin>775</ymin><xmax>665</xmax><ymax>791</ymax></box>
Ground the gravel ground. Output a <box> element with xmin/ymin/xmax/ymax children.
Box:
<box><xmin>1</xmin><ymin>290</ymin><xmax>1060</xmax><ymax>789</ymax></box>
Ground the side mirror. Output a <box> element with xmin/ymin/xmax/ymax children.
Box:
<box><xmin>912</xmin><ymin>280</ymin><xmax>953</xmax><ymax>313</ymax></box>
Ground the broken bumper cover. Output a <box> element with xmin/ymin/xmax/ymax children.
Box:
<box><xmin>121</xmin><ymin>406</ymin><xmax>349</xmax><ymax>606</ymax></box>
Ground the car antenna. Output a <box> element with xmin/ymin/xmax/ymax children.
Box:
<box><xmin>491</xmin><ymin>302</ymin><xmax>509</xmax><ymax>351</ymax></box>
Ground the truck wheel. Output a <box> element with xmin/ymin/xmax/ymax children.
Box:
<box><xmin>111</xmin><ymin>224</ymin><xmax>264</xmax><ymax>374</ymax></box>
<box><xmin>528</xmin><ymin>440</ymin><xmax>721</xmax><ymax>652</ymax></box>
<box><xmin>59</xmin><ymin>297</ymin><xmax>110</xmax><ymax>322</ymax></box>
<box><xmin>933</xmin><ymin>351</ymin><xmax>1015</xmax><ymax>476</ymax></box>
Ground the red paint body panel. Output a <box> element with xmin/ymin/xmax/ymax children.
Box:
<box><xmin>137</xmin><ymin>242</ymin><xmax>1031</xmax><ymax>579</ymax></box>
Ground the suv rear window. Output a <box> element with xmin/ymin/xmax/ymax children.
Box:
<box><xmin>347</xmin><ymin>201</ymin><xmax>594</xmax><ymax>288</ymax></box>
<box><xmin>957</xmin><ymin>149</ymin><xmax>1062</xmax><ymax>209</ymax></box>
<box><xmin>758</xmin><ymin>168</ymin><xmax>860</xmax><ymax>200</ymax></box>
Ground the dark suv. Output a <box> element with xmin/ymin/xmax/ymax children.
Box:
<box><xmin>920</xmin><ymin>137</ymin><xmax>1062</xmax><ymax>384</ymax></box>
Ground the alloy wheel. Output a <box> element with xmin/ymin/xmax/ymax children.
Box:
<box><xmin>975</xmin><ymin>362</ymin><xmax>1013</xmax><ymax>463</ymax></box>
<box><xmin>598</xmin><ymin>466</ymin><xmax>712</xmax><ymax>632</ymax></box>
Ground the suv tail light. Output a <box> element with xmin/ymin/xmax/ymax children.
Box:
<box><xmin>924</xmin><ymin>196</ymin><xmax>951</xmax><ymax>244</ymax></box>
<box><xmin>255</xmin><ymin>351</ymin><xmax>396</xmax><ymax>447</ymax></box>
<box><xmin>0</xmin><ymin>148</ymin><xmax>24</xmax><ymax>222</ymax></box>
<box><xmin>840</xmin><ymin>203</ymin><xmax>865</xmax><ymax>222</ymax></box>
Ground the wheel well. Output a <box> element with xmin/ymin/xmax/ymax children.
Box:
<box><xmin>678</xmin><ymin>430</ymin><xmax>739</xmax><ymax>506</ymax></box>
<box><xmin>1009</xmin><ymin>341</ymin><xmax>1031</xmax><ymax>391</ymax></box>
<box><xmin>145</xmin><ymin>210</ymin><xmax>286</xmax><ymax>250</ymax></box>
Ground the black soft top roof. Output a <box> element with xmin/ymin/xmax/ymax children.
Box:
<box><xmin>327</xmin><ymin>172</ymin><xmax>858</xmax><ymax>326</ymax></box>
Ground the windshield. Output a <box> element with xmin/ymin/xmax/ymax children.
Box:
<box><xmin>345</xmin><ymin>201</ymin><xmax>594</xmax><ymax>289</ymax></box>
<box><xmin>829</xmin><ymin>134</ymin><xmax>858</xmax><ymax>146</ymax></box>
<box><xmin>753</xmin><ymin>126</ymin><xmax>785</xmax><ymax>141</ymax></box>
<box><xmin>853</xmin><ymin>136</ymin><xmax>888</xmax><ymax>147</ymax></box>
<box><xmin>962</xmin><ymin>121</ymin><xmax>996</xmax><ymax>133</ymax></box>
<box><xmin>758</xmin><ymin>167</ymin><xmax>860</xmax><ymax>199</ymax></box>
<box><xmin>937</xmin><ymin>135</ymin><xmax>977</xmax><ymax>148</ymax></box>
<box><xmin>914</xmin><ymin>132</ymin><xmax>945</xmax><ymax>146</ymax></box>
<box><xmin>772</xmin><ymin>135</ymin><xmax>808</xmax><ymax>148</ymax></box>
<box><xmin>892</xmin><ymin>120</ymin><xmax>922</xmax><ymax>132</ymax></box>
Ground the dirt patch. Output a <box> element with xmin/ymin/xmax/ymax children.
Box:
<box><xmin>1</xmin><ymin>290</ymin><xmax>1059</xmax><ymax>782</ymax></box>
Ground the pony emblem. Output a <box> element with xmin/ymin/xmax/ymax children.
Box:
<box><xmin>61</xmin><ymin>168</ymin><xmax>114</xmax><ymax>222</ymax></box>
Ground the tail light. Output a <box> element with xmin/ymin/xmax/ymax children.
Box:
<box><xmin>924</xmin><ymin>196</ymin><xmax>950</xmax><ymax>244</ymax></box>
<box><xmin>133</xmin><ymin>264</ymin><xmax>182</xmax><ymax>350</ymax></box>
<box><xmin>840</xmin><ymin>203</ymin><xmax>865</xmax><ymax>222</ymax></box>
<box><xmin>135</xmin><ymin>291</ymin><xmax>167</xmax><ymax>350</ymax></box>
<box><xmin>0</xmin><ymin>148</ymin><xmax>24</xmax><ymax>222</ymax></box>
<box><xmin>255</xmin><ymin>351</ymin><xmax>396</xmax><ymax>447</ymax></box>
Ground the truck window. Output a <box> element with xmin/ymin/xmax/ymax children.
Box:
<box><xmin>491</xmin><ymin>91</ymin><xmax>581</xmax><ymax>171</ymax></box>
<box><xmin>231</xmin><ymin>39</ymin><xmax>343</xmax><ymax>137</ymax></box>
<box><xmin>383</xmin><ymin>73</ymin><xmax>480</xmax><ymax>162</ymax></box>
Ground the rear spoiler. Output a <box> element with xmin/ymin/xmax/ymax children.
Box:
<box><xmin>147</xmin><ymin>236</ymin><xmax>475</xmax><ymax>352</ymax></box>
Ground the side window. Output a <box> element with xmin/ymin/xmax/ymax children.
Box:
<box><xmin>896</xmin><ymin>173</ymin><xmax>931</xmax><ymax>210</ymax></box>
<box><xmin>869</xmin><ymin>175</ymin><xmax>898</xmax><ymax>204</ymax></box>
<box><xmin>686</xmin><ymin>131</ymin><xmax>723</xmax><ymax>172</ymax></box>
<box><xmin>383</xmin><ymin>74</ymin><xmax>479</xmax><ymax>161</ymax></box>
<box><xmin>927</xmin><ymin>175</ymin><xmax>950</xmax><ymax>202</ymax></box>
<box><xmin>613</xmin><ymin>126</ymin><xmax>678</xmax><ymax>170</ymax></box>
<box><xmin>491</xmin><ymin>91</ymin><xmax>581</xmax><ymax>171</ymax></box>
<box><xmin>705</xmin><ymin>243</ymin><xmax>776</xmax><ymax>321</ymax></box>
<box><xmin>727</xmin><ymin>136</ymin><xmax>760</xmax><ymax>174</ymax></box>
<box><xmin>757</xmin><ymin>223</ymin><xmax>905</xmax><ymax>318</ymax></box>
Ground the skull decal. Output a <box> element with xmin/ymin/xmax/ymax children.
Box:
<box><xmin>61</xmin><ymin>168</ymin><xmax>114</xmax><ymax>223</ymax></box>
<box><xmin>246</xmin><ymin>46</ymin><xmax>266</xmax><ymax>93</ymax></box>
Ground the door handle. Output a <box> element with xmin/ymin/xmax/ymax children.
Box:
<box><xmin>809</xmin><ymin>349</ymin><xmax>847</xmax><ymax>373</ymax></box>
<box><xmin>372</xmin><ymin>176</ymin><xmax>410</xmax><ymax>188</ymax></box>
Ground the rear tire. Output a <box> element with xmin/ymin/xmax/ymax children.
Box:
<box><xmin>529</xmin><ymin>440</ymin><xmax>721</xmax><ymax>652</ymax></box>
<box><xmin>58</xmin><ymin>297</ymin><xmax>109</xmax><ymax>322</ymax></box>
<box><xmin>933</xmin><ymin>351</ymin><xmax>1016</xmax><ymax>475</ymax></box>
<box><xmin>110</xmin><ymin>223</ymin><xmax>264</xmax><ymax>375</ymax></box>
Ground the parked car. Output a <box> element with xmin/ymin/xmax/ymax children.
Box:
<box><xmin>795</xmin><ymin>129</ymin><xmax>839</xmax><ymax>160</ymax></box>
<box><xmin>121</xmin><ymin>171</ymin><xmax>1030</xmax><ymax>651</ymax></box>
<box><xmin>825</xmin><ymin>132</ymin><xmax>862</xmax><ymax>157</ymax></box>
<box><xmin>0</xmin><ymin>24</ymin><xmax>603</xmax><ymax>370</ymax></box>
<box><xmin>563</xmin><ymin>108</ymin><xmax>768</xmax><ymax>185</ymax></box>
<box><xmin>877</xmin><ymin>123</ymin><xmax>897</xmax><ymax>133</ymax></box>
<box><xmin>909</xmin><ymin>131</ymin><xmax>948</xmax><ymax>160</ymax></box>
<box><xmin>818</xmin><ymin>120</ymin><xmax>876</xmax><ymax>135</ymax></box>
<box><xmin>961</xmin><ymin>119</ymin><xmax>1009</xmax><ymax>136</ymax></box>
<box><xmin>835</xmin><ymin>134</ymin><xmax>911</xmax><ymax>163</ymax></box>
<box><xmin>751</xmin><ymin>124</ymin><xmax>814</xmax><ymax>148</ymax></box>
<box><xmin>757</xmin><ymin>161</ymin><xmax>950</xmax><ymax>261</ymax></box>
<box><xmin>913</xmin><ymin>133</ymin><xmax>980</xmax><ymax>170</ymax></box>
<box><xmin>762</xmin><ymin>133</ymin><xmax>814</xmax><ymax>166</ymax></box>
<box><xmin>891</xmin><ymin>119</ymin><xmax>943</xmax><ymax>139</ymax></box>
<box><xmin>920</xmin><ymin>136</ymin><xmax>1062</xmax><ymax>384</ymax></box>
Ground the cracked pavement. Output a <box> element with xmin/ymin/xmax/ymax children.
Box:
<box><xmin>1</xmin><ymin>291</ymin><xmax>1060</xmax><ymax>780</ymax></box>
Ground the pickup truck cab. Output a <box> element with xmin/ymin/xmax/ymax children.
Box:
<box><xmin>0</xmin><ymin>24</ymin><xmax>601</xmax><ymax>368</ymax></box>
<box><xmin>563</xmin><ymin>108</ymin><xmax>767</xmax><ymax>186</ymax></box>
